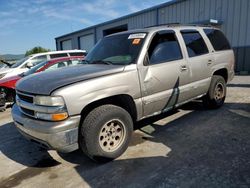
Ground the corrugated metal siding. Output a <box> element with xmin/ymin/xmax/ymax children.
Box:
<box><xmin>127</xmin><ymin>10</ymin><xmax>156</xmax><ymax>29</ymax></box>
<box><xmin>55</xmin><ymin>0</ymin><xmax>250</xmax><ymax>73</ymax></box>
<box><xmin>96</xmin><ymin>20</ymin><xmax>129</xmax><ymax>41</ymax></box>
<box><xmin>57</xmin><ymin>28</ymin><xmax>94</xmax><ymax>50</ymax></box>
<box><xmin>157</xmin><ymin>0</ymin><xmax>250</xmax><ymax>73</ymax></box>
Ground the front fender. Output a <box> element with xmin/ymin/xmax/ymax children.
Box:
<box><xmin>52</xmin><ymin>68</ymin><xmax>141</xmax><ymax>116</ymax></box>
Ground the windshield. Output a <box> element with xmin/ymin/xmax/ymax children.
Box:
<box><xmin>82</xmin><ymin>33</ymin><xmax>147</xmax><ymax>65</ymax></box>
<box><xmin>11</xmin><ymin>56</ymin><xmax>30</xmax><ymax>68</ymax></box>
<box><xmin>22</xmin><ymin>61</ymin><xmax>47</xmax><ymax>76</ymax></box>
<box><xmin>0</xmin><ymin>64</ymin><xmax>6</xmax><ymax>68</ymax></box>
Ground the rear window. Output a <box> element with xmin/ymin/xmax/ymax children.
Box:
<box><xmin>50</xmin><ymin>53</ymin><xmax>68</xmax><ymax>59</ymax></box>
<box><xmin>69</xmin><ymin>52</ymin><xmax>87</xmax><ymax>57</ymax></box>
<box><xmin>204</xmin><ymin>29</ymin><xmax>231</xmax><ymax>51</ymax></box>
<box><xmin>181</xmin><ymin>30</ymin><xmax>209</xmax><ymax>57</ymax></box>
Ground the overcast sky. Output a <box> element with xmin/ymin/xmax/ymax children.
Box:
<box><xmin>0</xmin><ymin>0</ymin><xmax>169</xmax><ymax>54</ymax></box>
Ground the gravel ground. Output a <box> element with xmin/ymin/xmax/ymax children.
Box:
<box><xmin>0</xmin><ymin>76</ymin><xmax>249</xmax><ymax>188</ymax></box>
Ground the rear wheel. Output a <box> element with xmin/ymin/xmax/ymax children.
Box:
<box><xmin>203</xmin><ymin>75</ymin><xmax>226</xmax><ymax>109</ymax></box>
<box><xmin>79</xmin><ymin>105</ymin><xmax>133</xmax><ymax>162</ymax></box>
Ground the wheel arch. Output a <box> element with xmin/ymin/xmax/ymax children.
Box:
<box><xmin>213</xmin><ymin>68</ymin><xmax>228</xmax><ymax>83</ymax></box>
<box><xmin>80</xmin><ymin>94</ymin><xmax>138</xmax><ymax>125</ymax></box>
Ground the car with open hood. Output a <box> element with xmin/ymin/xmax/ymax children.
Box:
<box><xmin>0</xmin><ymin>50</ymin><xmax>86</xmax><ymax>80</ymax></box>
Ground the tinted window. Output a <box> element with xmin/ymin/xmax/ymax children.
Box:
<box><xmin>204</xmin><ymin>29</ymin><xmax>231</xmax><ymax>51</ymax></box>
<box><xmin>181</xmin><ymin>30</ymin><xmax>209</xmax><ymax>57</ymax></box>
<box><xmin>50</xmin><ymin>53</ymin><xmax>68</xmax><ymax>59</ymax></box>
<box><xmin>69</xmin><ymin>52</ymin><xmax>87</xmax><ymax>57</ymax></box>
<box><xmin>148</xmin><ymin>32</ymin><xmax>182</xmax><ymax>65</ymax></box>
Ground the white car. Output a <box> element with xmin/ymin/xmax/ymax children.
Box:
<box><xmin>0</xmin><ymin>60</ymin><xmax>12</xmax><ymax>70</ymax></box>
<box><xmin>0</xmin><ymin>50</ymin><xmax>86</xmax><ymax>80</ymax></box>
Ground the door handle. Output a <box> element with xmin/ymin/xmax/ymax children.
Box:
<box><xmin>180</xmin><ymin>65</ymin><xmax>188</xmax><ymax>72</ymax></box>
<box><xmin>207</xmin><ymin>60</ymin><xmax>213</xmax><ymax>65</ymax></box>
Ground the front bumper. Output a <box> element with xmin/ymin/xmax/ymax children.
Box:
<box><xmin>12</xmin><ymin>104</ymin><xmax>81</xmax><ymax>153</ymax></box>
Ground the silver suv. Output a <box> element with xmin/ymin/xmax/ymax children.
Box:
<box><xmin>12</xmin><ymin>25</ymin><xmax>235</xmax><ymax>162</ymax></box>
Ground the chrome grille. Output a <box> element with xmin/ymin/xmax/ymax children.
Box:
<box><xmin>20</xmin><ymin>107</ymin><xmax>35</xmax><ymax>116</ymax></box>
<box><xmin>16</xmin><ymin>91</ymin><xmax>66</xmax><ymax>119</ymax></box>
<box><xmin>16</xmin><ymin>91</ymin><xmax>36</xmax><ymax>118</ymax></box>
<box><xmin>17</xmin><ymin>93</ymin><xmax>33</xmax><ymax>103</ymax></box>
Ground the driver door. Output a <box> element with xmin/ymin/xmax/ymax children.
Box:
<box><xmin>138</xmin><ymin>30</ymin><xmax>190</xmax><ymax>117</ymax></box>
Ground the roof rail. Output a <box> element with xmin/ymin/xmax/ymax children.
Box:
<box><xmin>144</xmin><ymin>23</ymin><xmax>215</xmax><ymax>28</ymax></box>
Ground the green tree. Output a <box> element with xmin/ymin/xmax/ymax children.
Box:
<box><xmin>25</xmin><ymin>46</ymin><xmax>51</xmax><ymax>56</ymax></box>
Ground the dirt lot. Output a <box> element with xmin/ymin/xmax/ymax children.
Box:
<box><xmin>0</xmin><ymin>76</ymin><xmax>249</xmax><ymax>188</ymax></box>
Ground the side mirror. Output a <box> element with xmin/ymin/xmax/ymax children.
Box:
<box><xmin>26</xmin><ymin>62</ymin><xmax>34</xmax><ymax>68</ymax></box>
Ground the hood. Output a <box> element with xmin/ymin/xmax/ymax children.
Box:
<box><xmin>0</xmin><ymin>75</ymin><xmax>21</xmax><ymax>88</ymax></box>
<box><xmin>0</xmin><ymin>68</ymin><xmax>12</xmax><ymax>74</ymax></box>
<box><xmin>16</xmin><ymin>64</ymin><xmax>125</xmax><ymax>95</ymax></box>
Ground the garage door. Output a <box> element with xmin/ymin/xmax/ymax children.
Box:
<box><xmin>61</xmin><ymin>40</ymin><xmax>72</xmax><ymax>50</ymax></box>
<box><xmin>79</xmin><ymin>34</ymin><xmax>95</xmax><ymax>52</ymax></box>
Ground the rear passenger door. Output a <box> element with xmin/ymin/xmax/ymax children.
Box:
<box><xmin>180</xmin><ymin>29</ymin><xmax>213</xmax><ymax>97</ymax></box>
<box><xmin>139</xmin><ymin>30</ymin><xmax>190</xmax><ymax>117</ymax></box>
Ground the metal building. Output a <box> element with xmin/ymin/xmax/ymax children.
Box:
<box><xmin>55</xmin><ymin>0</ymin><xmax>250</xmax><ymax>74</ymax></box>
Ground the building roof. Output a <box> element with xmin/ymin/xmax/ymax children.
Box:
<box><xmin>55</xmin><ymin>0</ymin><xmax>186</xmax><ymax>40</ymax></box>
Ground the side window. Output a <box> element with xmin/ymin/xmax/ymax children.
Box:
<box><xmin>204</xmin><ymin>29</ymin><xmax>231</xmax><ymax>51</ymax></box>
<box><xmin>50</xmin><ymin>53</ymin><xmax>68</xmax><ymax>59</ymax></box>
<box><xmin>45</xmin><ymin>61</ymin><xmax>69</xmax><ymax>71</ymax></box>
<box><xmin>69</xmin><ymin>52</ymin><xmax>87</xmax><ymax>57</ymax></box>
<box><xmin>32</xmin><ymin>55</ymin><xmax>47</xmax><ymax>65</ymax></box>
<box><xmin>22</xmin><ymin>55</ymin><xmax>47</xmax><ymax>68</ymax></box>
<box><xmin>148</xmin><ymin>32</ymin><xmax>182</xmax><ymax>65</ymax></box>
<box><xmin>70</xmin><ymin>59</ymin><xmax>81</xmax><ymax>66</ymax></box>
<box><xmin>181</xmin><ymin>30</ymin><xmax>209</xmax><ymax>57</ymax></box>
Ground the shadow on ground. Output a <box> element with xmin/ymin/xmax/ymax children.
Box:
<box><xmin>0</xmin><ymin>101</ymin><xmax>250</xmax><ymax>187</ymax></box>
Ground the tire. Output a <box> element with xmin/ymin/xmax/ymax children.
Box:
<box><xmin>202</xmin><ymin>75</ymin><xmax>226</xmax><ymax>109</ymax></box>
<box><xmin>79</xmin><ymin>105</ymin><xmax>133</xmax><ymax>162</ymax></box>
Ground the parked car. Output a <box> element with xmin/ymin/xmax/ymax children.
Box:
<box><xmin>0</xmin><ymin>50</ymin><xmax>86</xmax><ymax>80</ymax></box>
<box><xmin>0</xmin><ymin>56</ymin><xmax>84</xmax><ymax>109</ymax></box>
<box><xmin>12</xmin><ymin>25</ymin><xmax>234</xmax><ymax>162</ymax></box>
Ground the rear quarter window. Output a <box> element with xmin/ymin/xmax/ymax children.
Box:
<box><xmin>204</xmin><ymin>29</ymin><xmax>231</xmax><ymax>51</ymax></box>
<box><xmin>50</xmin><ymin>53</ymin><xmax>68</xmax><ymax>59</ymax></box>
<box><xmin>69</xmin><ymin>52</ymin><xmax>87</xmax><ymax>57</ymax></box>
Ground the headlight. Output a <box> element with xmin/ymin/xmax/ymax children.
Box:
<box><xmin>36</xmin><ymin>112</ymin><xmax>68</xmax><ymax>121</ymax></box>
<box><xmin>0</xmin><ymin>73</ymin><xmax>6</xmax><ymax>79</ymax></box>
<box><xmin>34</xmin><ymin>96</ymin><xmax>65</xmax><ymax>106</ymax></box>
<box><xmin>34</xmin><ymin>96</ymin><xmax>68</xmax><ymax>121</ymax></box>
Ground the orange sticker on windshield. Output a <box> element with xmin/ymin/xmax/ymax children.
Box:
<box><xmin>132</xmin><ymin>38</ymin><xmax>141</xmax><ymax>45</ymax></box>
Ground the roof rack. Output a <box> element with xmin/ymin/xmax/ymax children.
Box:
<box><xmin>144</xmin><ymin>23</ymin><xmax>215</xmax><ymax>28</ymax></box>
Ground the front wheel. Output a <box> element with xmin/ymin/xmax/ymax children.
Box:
<box><xmin>202</xmin><ymin>75</ymin><xmax>226</xmax><ymax>109</ymax></box>
<box><xmin>79</xmin><ymin>105</ymin><xmax>133</xmax><ymax>162</ymax></box>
